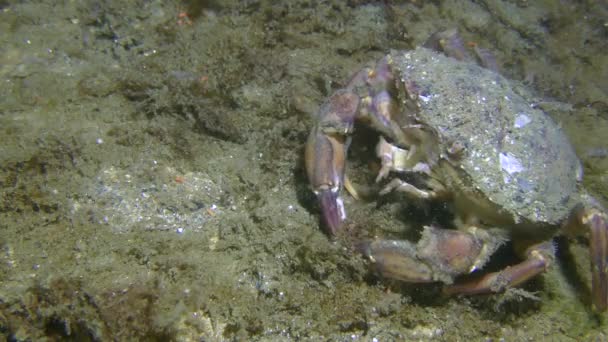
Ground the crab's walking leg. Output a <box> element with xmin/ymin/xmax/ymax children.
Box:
<box><xmin>443</xmin><ymin>241</ymin><xmax>555</xmax><ymax>296</ymax></box>
<box><xmin>573</xmin><ymin>206</ymin><xmax>608</xmax><ymax>311</ymax></box>
<box><xmin>561</xmin><ymin>198</ymin><xmax>608</xmax><ymax>312</ymax></box>
<box><xmin>588</xmin><ymin>210</ymin><xmax>607</xmax><ymax>311</ymax></box>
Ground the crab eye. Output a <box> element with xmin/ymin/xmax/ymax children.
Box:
<box><xmin>447</xmin><ymin>140</ymin><xmax>466</xmax><ymax>157</ymax></box>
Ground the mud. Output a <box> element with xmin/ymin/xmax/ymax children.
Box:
<box><xmin>0</xmin><ymin>0</ymin><xmax>606</xmax><ymax>340</ymax></box>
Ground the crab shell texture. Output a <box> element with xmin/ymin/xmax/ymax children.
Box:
<box><xmin>391</xmin><ymin>47</ymin><xmax>581</xmax><ymax>239</ymax></box>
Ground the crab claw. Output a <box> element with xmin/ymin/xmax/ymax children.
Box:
<box><xmin>358</xmin><ymin>226</ymin><xmax>489</xmax><ymax>284</ymax></box>
<box><xmin>316</xmin><ymin>189</ymin><xmax>345</xmax><ymax>235</ymax></box>
<box><xmin>305</xmin><ymin>90</ymin><xmax>360</xmax><ymax>234</ymax></box>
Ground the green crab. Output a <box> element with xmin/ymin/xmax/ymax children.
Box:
<box><xmin>305</xmin><ymin>30</ymin><xmax>607</xmax><ymax>311</ymax></box>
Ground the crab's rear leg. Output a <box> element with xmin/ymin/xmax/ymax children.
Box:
<box><xmin>443</xmin><ymin>240</ymin><xmax>555</xmax><ymax>296</ymax></box>
<box><xmin>586</xmin><ymin>210</ymin><xmax>608</xmax><ymax>311</ymax></box>
<box><xmin>360</xmin><ymin>225</ymin><xmax>556</xmax><ymax>295</ymax></box>
<box><xmin>367</xmin><ymin>178</ymin><xmax>557</xmax><ymax>295</ymax></box>
<box><xmin>563</xmin><ymin>197</ymin><xmax>608</xmax><ymax>311</ymax></box>
<box><xmin>445</xmin><ymin>201</ymin><xmax>608</xmax><ymax>312</ymax></box>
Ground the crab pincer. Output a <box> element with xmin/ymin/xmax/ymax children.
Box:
<box><xmin>304</xmin><ymin>90</ymin><xmax>359</xmax><ymax>234</ymax></box>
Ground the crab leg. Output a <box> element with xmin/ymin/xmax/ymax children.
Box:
<box><xmin>562</xmin><ymin>200</ymin><xmax>608</xmax><ymax>312</ymax></box>
<box><xmin>579</xmin><ymin>208</ymin><xmax>608</xmax><ymax>311</ymax></box>
<box><xmin>443</xmin><ymin>241</ymin><xmax>555</xmax><ymax>296</ymax></box>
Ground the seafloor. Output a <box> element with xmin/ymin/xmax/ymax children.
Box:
<box><xmin>0</xmin><ymin>0</ymin><xmax>607</xmax><ymax>340</ymax></box>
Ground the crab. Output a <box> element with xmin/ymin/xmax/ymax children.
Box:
<box><xmin>304</xmin><ymin>29</ymin><xmax>607</xmax><ymax>311</ymax></box>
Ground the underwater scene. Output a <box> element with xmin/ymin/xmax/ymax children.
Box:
<box><xmin>0</xmin><ymin>0</ymin><xmax>607</xmax><ymax>340</ymax></box>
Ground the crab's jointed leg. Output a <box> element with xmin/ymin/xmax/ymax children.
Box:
<box><xmin>443</xmin><ymin>241</ymin><xmax>555</xmax><ymax>296</ymax></box>
<box><xmin>564</xmin><ymin>200</ymin><xmax>608</xmax><ymax>311</ymax></box>
<box><xmin>587</xmin><ymin>210</ymin><xmax>608</xmax><ymax>311</ymax></box>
